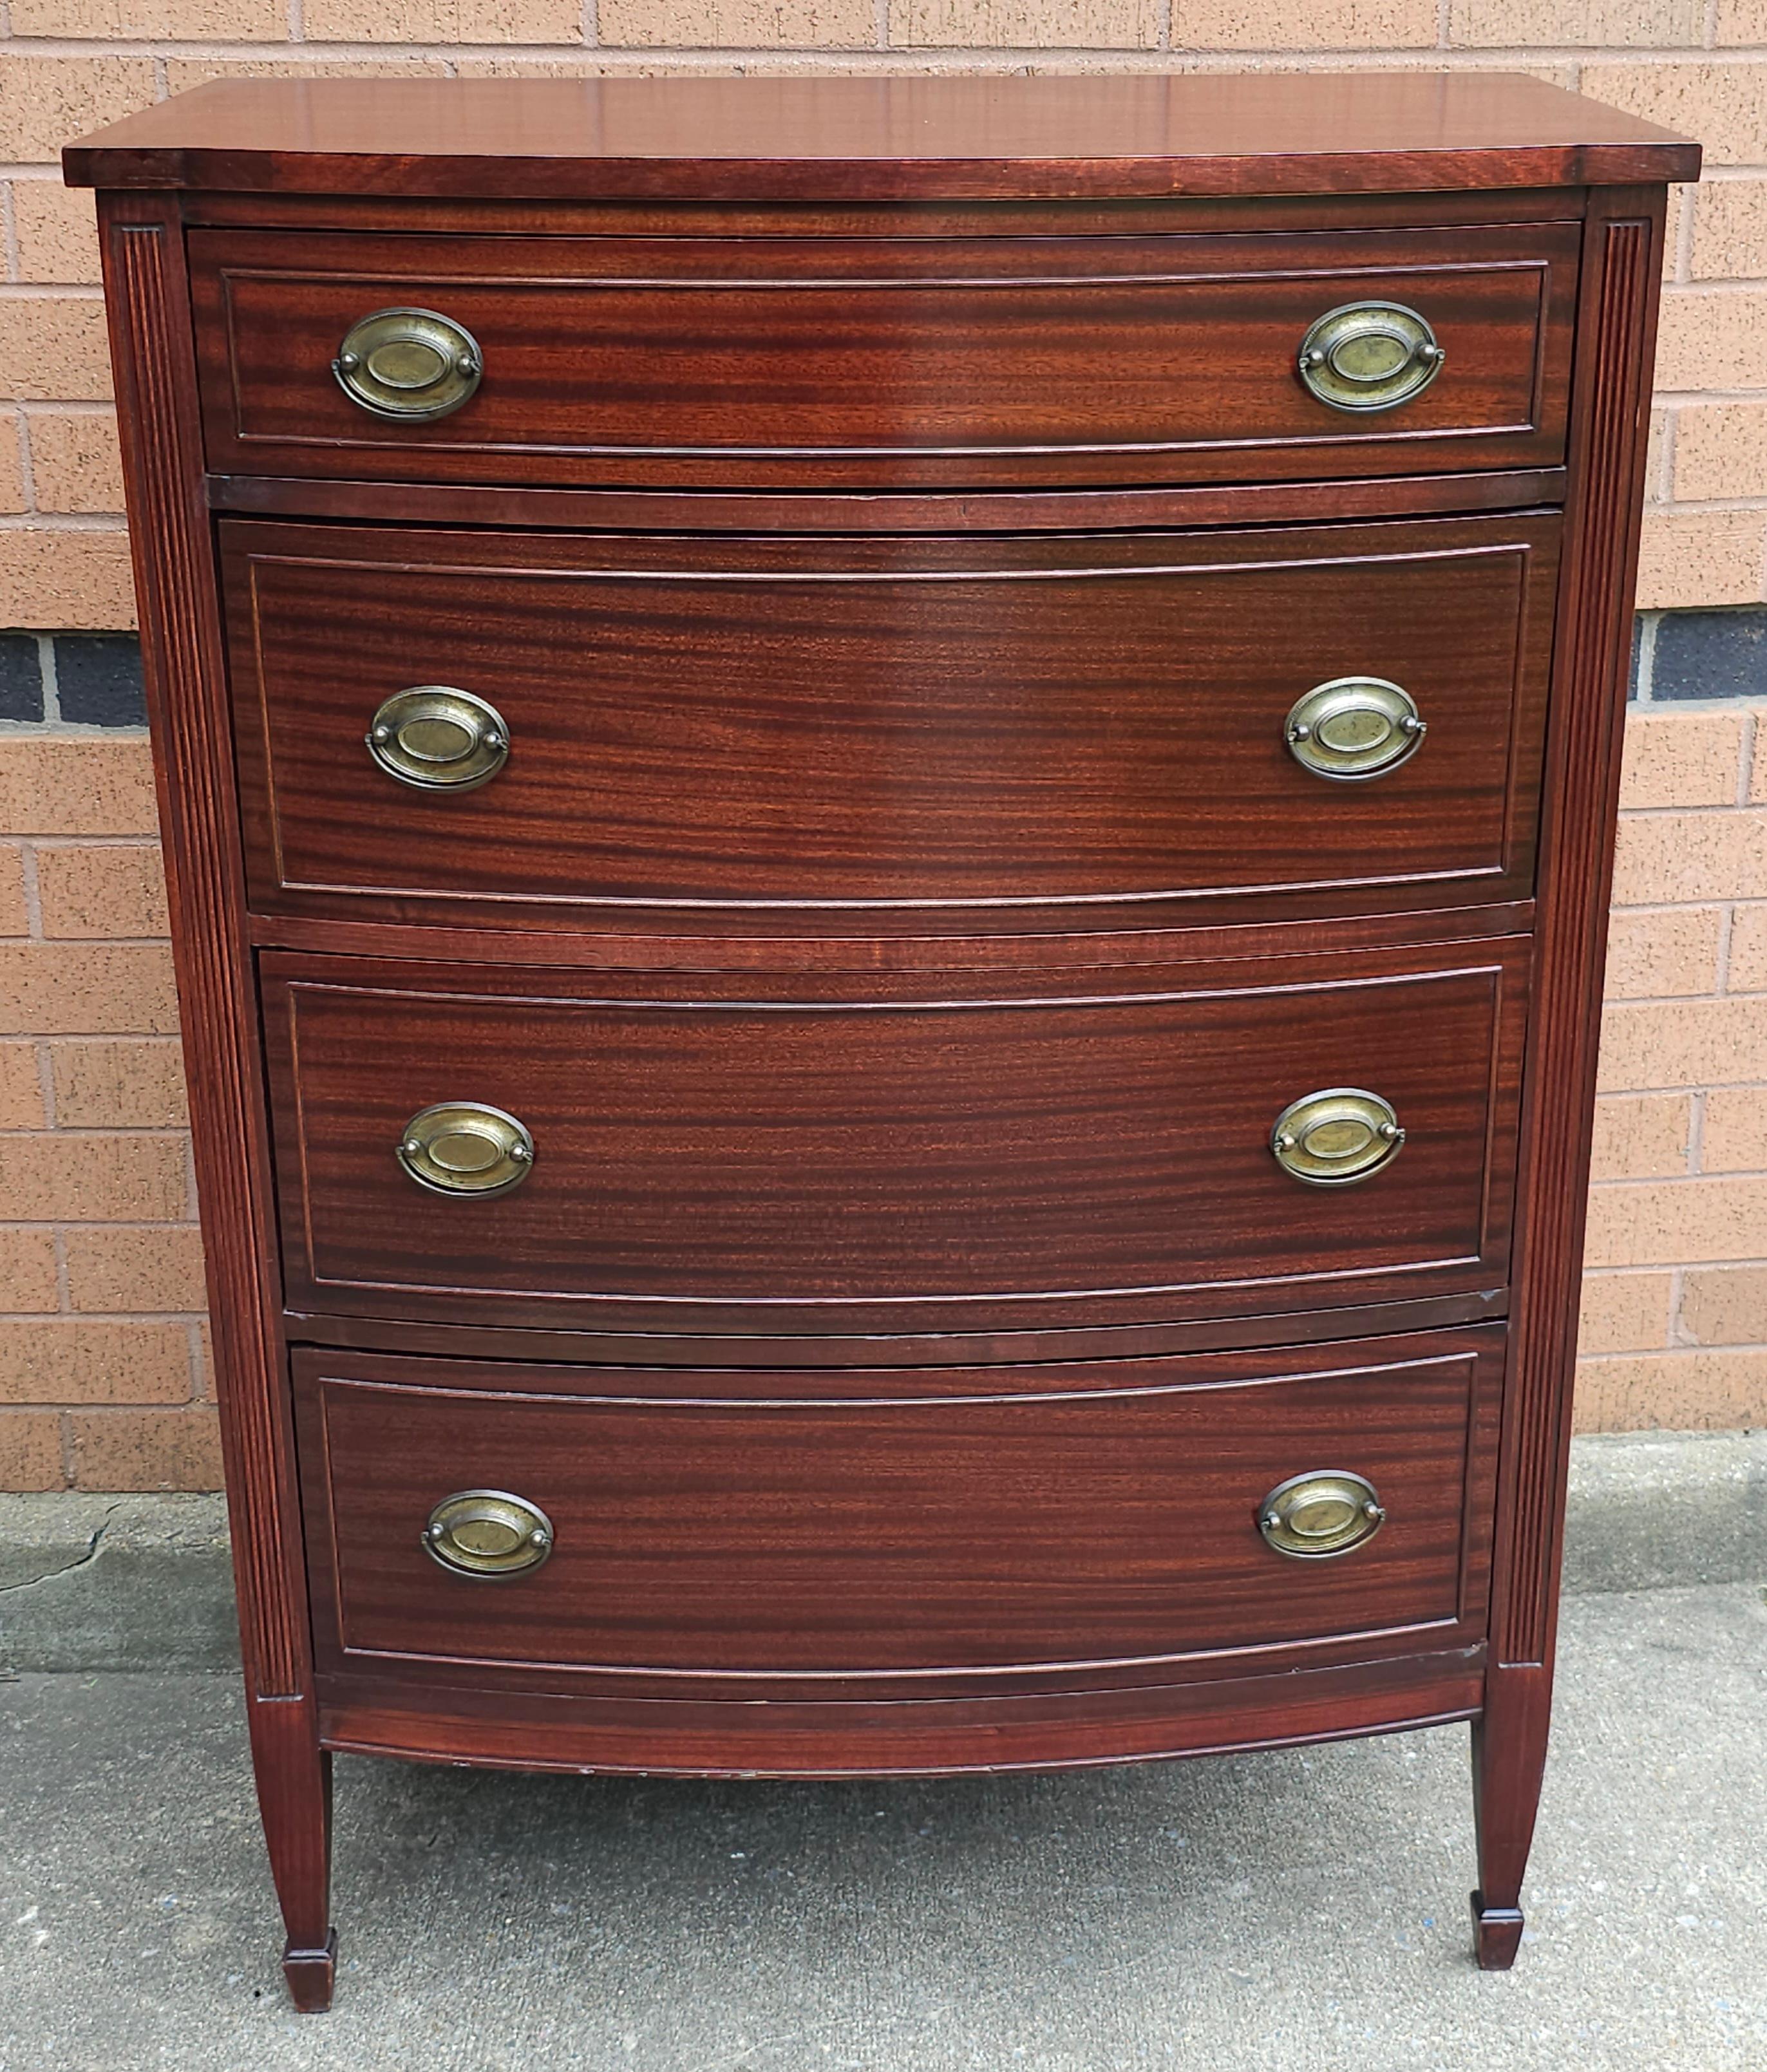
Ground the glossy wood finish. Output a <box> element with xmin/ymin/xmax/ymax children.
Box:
<box><xmin>73</xmin><ymin>73</ymin><xmax>1693</xmax><ymax>2005</ymax></box>
<box><xmin>93</xmin><ymin>191</ymin><xmax>334</xmax><ymax>2009</ymax></box>
<box><xmin>170</xmin><ymin>185</ymin><xmax>1611</xmax><ymax>240</ymax></box>
<box><xmin>294</xmin><ymin>1330</ymin><xmax>1500</xmax><ymax>1704</ymax></box>
<box><xmin>281</xmin><ymin>1286</ymin><xmax>1509</xmax><ymax>1375</ymax></box>
<box><xmin>261</xmin><ymin>939</ymin><xmax>1526</xmax><ymax>1338</ymax></box>
<box><xmin>208</xmin><ymin>464</ymin><xmax>1571</xmax><ymax>533</ymax></box>
<box><xmin>190</xmin><ymin>222</ymin><xmax>1576</xmax><ymax>491</ymax></box>
<box><xmin>225</xmin><ymin>514</ymin><xmax>1558</xmax><ymax>934</ymax></box>
<box><xmin>1475</xmin><ymin>183</ymin><xmax>1671</xmax><ymax>1972</ymax></box>
<box><xmin>64</xmin><ymin>73</ymin><xmax>1699</xmax><ymax>200</ymax></box>
<box><xmin>320</xmin><ymin>1647</ymin><xmax>1486</xmax><ymax>1779</ymax></box>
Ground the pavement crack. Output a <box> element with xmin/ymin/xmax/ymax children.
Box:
<box><xmin>0</xmin><ymin>1504</ymin><xmax>123</xmax><ymax>1598</ymax></box>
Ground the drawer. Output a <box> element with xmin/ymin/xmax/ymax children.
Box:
<box><xmin>263</xmin><ymin>939</ymin><xmax>1526</xmax><ymax>1339</ymax></box>
<box><xmin>294</xmin><ymin>1329</ymin><xmax>1502</xmax><ymax>1695</ymax></box>
<box><xmin>225</xmin><ymin>514</ymin><xmax>1556</xmax><ymax>936</ymax></box>
<box><xmin>190</xmin><ymin>223</ymin><xmax>1577</xmax><ymax>491</ymax></box>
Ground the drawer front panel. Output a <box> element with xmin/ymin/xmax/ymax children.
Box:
<box><xmin>226</xmin><ymin>514</ymin><xmax>1557</xmax><ymax>932</ymax></box>
<box><xmin>294</xmin><ymin>1329</ymin><xmax>1500</xmax><ymax>1690</ymax></box>
<box><xmin>263</xmin><ymin>941</ymin><xmax>1525</xmax><ymax>1335</ymax></box>
<box><xmin>191</xmin><ymin>225</ymin><xmax>1576</xmax><ymax>490</ymax></box>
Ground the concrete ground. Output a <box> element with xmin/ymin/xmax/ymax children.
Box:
<box><xmin>1</xmin><ymin>1580</ymin><xmax>1762</xmax><ymax>2072</ymax></box>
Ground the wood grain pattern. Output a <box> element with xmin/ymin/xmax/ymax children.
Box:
<box><xmin>207</xmin><ymin>465</ymin><xmax>1571</xmax><ymax>534</ymax></box>
<box><xmin>316</xmin><ymin>1648</ymin><xmax>1485</xmax><ymax>1780</ymax></box>
<box><xmin>1472</xmin><ymin>187</ymin><xmax>1668</xmax><ymax>1968</ymax></box>
<box><xmin>73</xmin><ymin>75</ymin><xmax>1695</xmax><ymax>1994</ymax></box>
<box><xmin>176</xmin><ymin>184</ymin><xmax>1591</xmax><ymax>240</ymax></box>
<box><xmin>1497</xmin><ymin>199</ymin><xmax>1661</xmax><ymax>1673</ymax></box>
<box><xmin>294</xmin><ymin>1330</ymin><xmax>1500</xmax><ymax>1700</ymax></box>
<box><xmin>62</xmin><ymin>73</ymin><xmax>1699</xmax><ymax>199</ymax></box>
<box><xmin>261</xmin><ymin>939</ymin><xmax>1527</xmax><ymax>1338</ymax></box>
<box><xmin>280</xmin><ymin>1287</ymin><xmax>1508</xmax><ymax>1375</ymax></box>
<box><xmin>97</xmin><ymin>193</ymin><xmax>334</xmax><ymax>2006</ymax></box>
<box><xmin>223</xmin><ymin>515</ymin><xmax>1558</xmax><ymax>934</ymax></box>
<box><xmin>101</xmin><ymin>202</ymin><xmax>301</xmax><ymax>1702</ymax></box>
<box><xmin>243</xmin><ymin>898</ymin><xmax>1537</xmax><ymax>975</ymax></box>
<box><xmin>188</xmin><ymin>223</ymin><xmax>1577</xmax><ymax>491</ymax></box>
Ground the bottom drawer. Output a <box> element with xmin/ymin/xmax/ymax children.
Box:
<box><xmin>296</xmin><ymin>1329</ymin><xmax>1501</xmax><ymax>1699</ymax></box>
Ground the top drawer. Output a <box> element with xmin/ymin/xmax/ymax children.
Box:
<box><xmin>188</xmin><ymin>223</ymin><xmax>1578</xmax><ymax>493</ymax></box>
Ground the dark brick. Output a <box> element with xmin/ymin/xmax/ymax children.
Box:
<box><xmin>0</xmin><ymin>634</ymin><xmax>45</xmax><ymax>722</ymax></box>
<box><xmin>1650</xmin><ymin>608</ymin><xmax>1767</xmax><ymax>704</ymax></box>
<box><xmin>53</xmin><ymin>636</ymin><xmax>146</xmax><ymax>727</ymax></box>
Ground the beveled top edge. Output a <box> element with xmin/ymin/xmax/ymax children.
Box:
<box><xmin>64</xmin><ymin>73</ymin><xmax>1700</xmax><ymax>200</ymax></box>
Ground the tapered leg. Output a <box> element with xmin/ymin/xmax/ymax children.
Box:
<box><xmin>248</xmin><ymin>1696</ymin><xmax>337</xmax><ymax>2011</ymax></box>
<box><xmin>1469</xmin><ymin>1662</ymin><xmax>1553</xmax><ymax>1970</ymax></box>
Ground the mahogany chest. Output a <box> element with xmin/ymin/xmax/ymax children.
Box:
<box><xmin>65</xmin><ymin>73</ymin><xmax>1699</xmax><ymax>2011</ymax></box>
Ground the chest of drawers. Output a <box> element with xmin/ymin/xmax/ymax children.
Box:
<box><xmin>66</xmin><ymin>72</ymin><xmax>1698</xmax><ymax>2011</ymax></box>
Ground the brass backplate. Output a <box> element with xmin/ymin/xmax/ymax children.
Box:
<box><xmin>423</xmin><ymin>1489</ymin><xmax>554</xmax><ymax>1579</ymax></box>
<box><xmin>1270</xmin><ymin>1087</ymin><xmax>1404</xmax><ymax>1187</ymax></box>
<box><xmin>1257</xmin><ymin>1470</ymin><xmax>1386</xmax><ymax>1559</ymax></box>
<box><xmin>366</xmin><ymin>685</ymin><xmax>509</xmax><ymax>792</ymax></box>
<box><xmin>397</xmin><ymin>1100</ymin><xmax>534</xmax><ymax>1198</ymax></box>
<box><xmin>1297</xmin><ymin>300</ymin><xmax>1443</xmax><ymax>413</ymax></box>
<box><xmin>1285</xmin><ymin>676</ymin><xmax>1425</xmax><ymax>782</ymax></box>
<box><xmin>333</xmin><ymin>306</ymin><xmax>483</xmax><ymax>422</ymax></box>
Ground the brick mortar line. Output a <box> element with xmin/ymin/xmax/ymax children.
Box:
<box><xmin>3</xmin><ymin>40</ymin><xmax>1767</xmax><ymax>61</ymax></box>
<box><xmin>1583</xmin><ymin>1260</ymin><xmax>1767</xmax><ymax>1273</ymax></box>
<box><xmin>1579</xmin><ymin>1341</ymin><xmax>1767</xmax><ymax>1359</ymax></box>
<box><xmin>1613</xmin><ymin>802</ymin><xmax>1767</xmax><ymax>817</ymax></box>
<box><xmin>1591</xmin><ymin>1168</ymin><xmax>1767</xmax><ymax>1186</ymax></box>
<box><xmin>0</xmin><ymin>1309</ymin><xmax>208</xmax><ymax>1321</ymax></box>
<box><xmin>0</xmin><ymin>724</ymin><xmax>151</xmax><ymax>737</ymax></box>
<box><xmin>0</xmin><ymin>1126</ymin><xmax>189</xmax><ymax>1136</ymax></box>
<box><xmin>0</xmin><ymin>178</ymin><xmax>17</xmax><ymax>292</ymax></box>
<box><xmin>12</xmin><ymin>402</ymin><xmax>122</xmax><ymax>418</ymax></box>
<box><xmin>1690</xmin><ymin>1084</ymin><xmax>1712</xmax><ymax>1172</ymax></box>
<box><xmin>1599</xmin><ymin>1078</ymin><xmax>1767</xmax><ymax>1093</ymax></box>
<box><xmin>1655</xmin><ymin>391</ymin><xmax>1767</xmax><ymax>406</ymax></box>
<box><xmin>0</xmin><ymin>1210</ymin><xmax>201</xmax><ymax>1227</ymax></box>
<box><xmin>0</xmin><ymin>516</ymin><xmax>131</xmax><ymax>532</ymax></box>
<box><xmin>1716</xmin><ymin>899</ymin><xmax>1738</xmax><ymax>994</ymax></box>
<box><xmin>1602</xmin><ymin>990</ymin><xmax>1767</xmax><ymax>1004</ymax></box>
<box><xmin>12</xmin><ymin>835</ymin><xmax>163</xmax><ymax>847</ymax></box>
<box><xmin>30</xmin><ymin>1034</ymin><xmax>53</xmax><ymax>1129</ymax></box>
<box><xmin>15</xmin><ymin>838</ymin><xmax>39</xmax><ymax>938</ymax></box>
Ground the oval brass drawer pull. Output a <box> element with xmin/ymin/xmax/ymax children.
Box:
<box><xmin>423</xmin><ymin>1490</ymin><xmax>554</xmax><ymax>1579</ymax></box>
<box><xmin>1285</xmin><ymin>675</ymin><xmax>1426</xmax><ymax>782</ymax></box>
<box><xmin>366</xmin><ymin>686</ymin><xmax>509</xmax><ymax>793</ymax></box>
<box><xmin>397</xmin><ymin>1101</ymin><xmax>534</xmax><ymax>1198</ymax></box>
<box><xmin>333</xmin><ymin>306</ymin><xmax>482</xmax><ymax>421</ymax></box>
<box><xmin>1258</xmin><ymin>1471</ymin><xmax>1386</xmax><ymax>1559</ymax></box>
<box><xmin>1296</xmin><ymin>300</ymin><xmax>1444</xmax><ymax>413</ymax></box>
<box><xmin>1270</xmin><ymin>1087</ymin><xmax>1404</xmax><ymax>1187</ymax></box>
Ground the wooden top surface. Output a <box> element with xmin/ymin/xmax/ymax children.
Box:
<box><xmin>64</xmin><ymin>72</ymin><xmax>1698</xmax><ymax>201</ymax></box>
